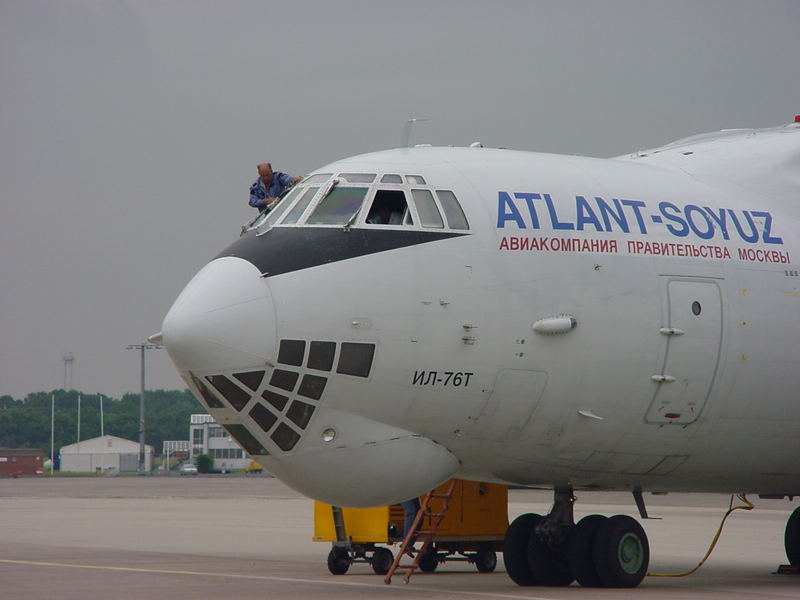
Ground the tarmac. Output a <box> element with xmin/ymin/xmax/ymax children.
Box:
<box><xmin>1</xmin><ymin>474</ymin><xmax>799</xmax><ymax>600</ymax></box>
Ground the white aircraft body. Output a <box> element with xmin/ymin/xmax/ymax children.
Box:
<box><xmin>158</xmin><ymin>120</ymin><xmax>800</xmax><ymax>588</ymax></box>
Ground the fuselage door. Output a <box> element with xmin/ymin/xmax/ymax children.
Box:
<box><xmin>646</xmin><ymin>278</ymin><xmax>723</xmax><ymax>424</ymax></box>
<box><xmin>467</xmin><ymin>369</ymin><xmax>547</xmax><ymax>441</ymax></box>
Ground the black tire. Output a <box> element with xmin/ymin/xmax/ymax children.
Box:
<box><xmin>503</xmin><ymin>513</ymin><xmax>540</xmax><ymax>586</ymax></box>
<box><xmin>591</xmin><ymin>514</ymin><xmax>649</xmax><ymax>588</ymax></box>
<box><xmin>527</xmin><ymin>526</ymin><xmax>574</xmax><ymax>586</ymax></box>
<box><xmin>568</xmin><ymin>514</ymin><xmax>607</xmax><ymax>587</ymax></box>
<box><xmin>785</xmin><ymin>506</ymin><xmax>800</xmax><ymax>566</ymax></box>
<box><xmin>418</xmin><ymin>548</ymin><xmax>439</xmax><ymax>572</ymax></box>
<box><xmin>371</xmin><ymin>547</ymin><xmax>394</xmax><ymax>575</ymax></box>
<box><xmin>327</xmin><ymin>547</ymin><xmax>350</xmax><ymax>575</ymax></box>
<box><xmin>475</xmin><ymin>543</ymin><xmax>497</xmax><ymax>573</ymax></box>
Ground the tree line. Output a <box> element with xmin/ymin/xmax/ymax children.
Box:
<box><xmin>0</xmin><ymin>389</ymin><xmax>203</xmax><ymax>456</ymax></box>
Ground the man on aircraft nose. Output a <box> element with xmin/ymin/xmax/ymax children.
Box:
<box><xmin>248</xmin><ymin>162</ymin><xmax>302</xmax><ymax>213</ymax></box>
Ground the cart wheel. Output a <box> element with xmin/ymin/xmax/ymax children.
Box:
<box><xmin>327</xmin><ymin>547</ymin><xmax>351</xmax><ymax>575</ymax></box>
<box><xmin>419</xmin><ymin>549</ymin><xmax>439</xmax><ymax>572</ymax></box>
<box><xmin>475</xmin><ymin>543</ymin><xmax>497</xmax><ymax>573</ymax></box>
<box><xmin>371</xmin><ymin>547</ymin><xmax>394</xmax><ymax>575</ymax></box>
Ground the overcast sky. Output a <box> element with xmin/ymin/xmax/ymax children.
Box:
<box><xmin>1</xmin><ymin>0</ymin><xmax>799</xmax><ymax>399</ymax></box>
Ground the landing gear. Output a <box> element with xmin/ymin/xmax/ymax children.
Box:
<box><xmin>504</xmin><ymin>513</ymin><xmax>541</xmax><ymax>585</ymax></box>
<box><xmin>591</xmin><ymin>515</ymin><xmax>649</xmax><ymax>587</ymax></box>
<box><xmin>502</xmin><ymin>488</ymin><xmax>650</xmax><ymax>588</ymax></box>
<box><xmin>786</xmin><ymin>505</ymin><xmax>800</xmax><ymax>566</ymax></box>
<box><xmin>568</xmin><ymin>514</ymin><xmax>606</xmax><ymax>587</ymax></box>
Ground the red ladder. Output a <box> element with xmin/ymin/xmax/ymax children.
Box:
<box><xmin>384</xmin><ymin>479</ymin><xmax>457</xmax><ymax>584</ymax></box>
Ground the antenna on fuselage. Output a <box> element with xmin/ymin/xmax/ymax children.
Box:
<box><xmin>401</xmin><ymin>118</ymin><xmax>429</xmax><ymax>148</ymax></box>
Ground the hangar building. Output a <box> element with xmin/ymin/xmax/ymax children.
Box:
<box><xmin>60</xmin><ymin>435</ymin><xmax>154</xmax><ymax>473</ymax></box>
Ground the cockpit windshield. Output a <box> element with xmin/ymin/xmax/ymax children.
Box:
<box><xmin>243</xmin><ymin>170</ymin><xmax>471</xmax><ymax>234</ymax></box>
<box><xmin>241</xmin><ymin>183</ymin><xmax>303</xmax><ymax>235</ymax></box>
<box><xmin>307</xmin><ymin>187</ymin><xmax>368</xmax><ymax>225</ymax></box>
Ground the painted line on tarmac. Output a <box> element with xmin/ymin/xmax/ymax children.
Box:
<box><xmin>0</xmin><ymin>558</ymin><xmax>556</xmax><ymax>600</ymax></box>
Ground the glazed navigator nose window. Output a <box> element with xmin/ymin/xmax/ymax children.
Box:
<box><xmin>336</xmin><ymin>342</ymin><xmax>376</xmax><ymax>378</ymax></box>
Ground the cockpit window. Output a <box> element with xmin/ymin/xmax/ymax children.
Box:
<box><xmin>242</xmin><ymin>184</ymin><xmax>302</xmax><ymax>235</ymax></box>
<box><xmin>261</xmin><ymin>185</ymin><xmax>302</xmax><ymax>226</ymax></box>
<box><xmin>411</xmin><ymin>189</ymin><xmax>444</xmax><ymax>228</ymax></box>
<box><xmin>338</xmin><ymin>173</ymin><xmax>376</xmax><ymax>183</ymax></box>
<box><xmin>436</xmin><ymin>190</ymin><xmax>469</xmax><ymax>230</ymax></box>
<box><xmin>265</xmin><ymin>172</ymin><xmax>472</xmax><ymax>233</ymax></box>
<box><xmin>282</xmin><ymin>186</ymin><xmax>319</xmax><ymax>225</ymax></box>
<box><xmin>366</xmin><ymin>190</ymin><xmax>412</xmax><ymax>226</ymax></box>
<box><xmin>303</xmin><ymin>173</ymin><xmax>332</xmax><ymax>184</ymax></box>
<box><xmin>307</xmin><ymin>187</ymin><xmax>369</xmax><ymax>225</ymax></box>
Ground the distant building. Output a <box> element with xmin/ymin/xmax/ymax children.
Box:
<box><xmin>60</xmin><ymin>435</ymin><xmax>153</xmax><ymax>473</ymax></box>
<box><xmin>162</xmin><ymin>440</ymin><xmax>190</xmax><ymax>470</ymax></box>
<box><xmin>190</xmin><ymin>414</ymin><xmax>249</xmax><ymax>471</ymax></box>
<box><xmin>0</xmin><ymin>448</ymin><xmax>44</xmax><ymax>476</ymax></box>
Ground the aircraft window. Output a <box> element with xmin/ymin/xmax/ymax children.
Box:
<box><xmin>232</xmin><ymin>370</ymin><xmax>265</xmax><ymax>392</ymax></box>
<box><xmin>298</xmin><ymin>374</ymin><xmax>327</xmax><ymax>400</ymax></box>
<box><xmin>271</xmin><ymin>423</ymin><xmax>301</xmax><ymax>451</ymax></box>
<box><xmin>380</xmin><ymin>174</ymin><xmax>403</xmax><ymax>183</ymax></box>
<box><xmin>190</xmin><ymin>373</ymin><xmax>224</xmax><ymax>409</ymax></box>
<box><xmin>262</xmin><ymin>389</ymin><xmax>288</xmax><ymax>411</ymax></box>
<box><xmin>222</xmin><ymin>423</ymin><xmax>269</xmax><ymax>456</ymax></box>
<box><xmin>303</xmin><ymin>173</ymin><xmax>333</xmax><ymax>184</ymax></box>
<box><xmin>366</xmin><ymin>190</ymin><xmax>411</xmax><ymax>225</ymax></box>
<box><xmin>338</xmin><ymin>173</ymin><xmax>376</xmax><ymax>183</ymax></box>
<box><xmin>264</xmin><ymin>185</ymin><xmax>302</xmax><ymax>222</ymax></box>
<box><xmin>411</xmin><ymin>189</ymin><xmax>444</xmax><ymax>228</ymax></box>
<box><xmin>278</xmin><ymin>339</ymin><xmax>305</xmax><ymax>366</ymax></box>
<box><xmin>337</xmin><ymin>342</ymin><xmax>376</xmax><ymax>378</ymax></box>
<box><xmin>406</xmin><ymin>175</ymin><xmax>426</xmax><ymax>184</ymax></box>
<box><xmin>243</xmin><ymin>185</ymin><xmax>302</xmax><ymax>234</ymax></box>
<box><xmin>436</xmin><ymin>190</ymin><xmax>470</xmax><ymax>230</ymax></box>
<box><xmin>282</xmin><ymin>186</ymin><xmax>319</xmax><ymax>225</ymax></box>
<box><xmin>307</xmin><ymin>187</ymin><xmax>368</xmax><ymax>225</ymax></box>
<box><xmin>286</xmin><ymin>400</ymin><xmax>315</xmax><ymax>429</ymax></box>
<box><xmin>269</xmin><ymin>369</ymin><xmax>300</xmax><ymax>392</ymax></box>
<box><xmin>206</xmin><ymin>375</ymin><xmax>251</xmax><ymax>411</ymax></box>
<box><xmin>308</xmin><ymin>341</ymin><xmax>336</xmax><ymax>371</ymax></box>
<box><xmin>249</xmin><ymin>403</ymin><xmax>278</xmax><ymax>433</ymax></box>
<box><xmin>692</xmin><ymin>301</ymin><xmax>702</xmax><ymax>315</ymax></box>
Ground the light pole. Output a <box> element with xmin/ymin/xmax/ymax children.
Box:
<box><xmin>63</xmin><ymin>352</ymin><xmax>75</xmax><ymax>390</ymax></box>
<box><xmin>126</xmin><ymin>343</ymin><xmax>162</xmax><ymax>474</ymax></box>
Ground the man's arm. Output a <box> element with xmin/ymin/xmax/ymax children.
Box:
<box><xmin>249</xmin><ymin>182</ymin><xmax>268</xmax><ymax>210</ymax></box>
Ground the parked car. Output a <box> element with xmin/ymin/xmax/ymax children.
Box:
<box><xmin>180</xmin><ymin>463</ymin><xmax>198</xmax><ymax>476</ymax></box>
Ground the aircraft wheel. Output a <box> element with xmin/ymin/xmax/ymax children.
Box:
<box><xmin>527</xmin><ymin>525</ymin><xmax>574</xmax><ymax>586</ymax></box>
<box><xmin>371</xmin><ymin>547</ymin><xmax>394</xmax><ymax>575</ymax></box>
<box><xmin>327</xmin><ymin>547</ymin><xmax>351</xmax><ymax>575</ymax></box>
<box><xmin>418</xmin><ymin>548</ymin><xmax>439</xmax><ymax>572</ymax></box>
<box><xmin>785</xmin><ymin>505</ymin><xmax>800</xmax><ymax>565</ymax></box>
<box><xmin>591</xmin><ymin>515</ymin><xmax>649</xmax><ymax>588</ymax></box>
<box><xmin>568</xmin><ymin>514</ymin><xmax>607</xmax><ymax>587</ymax></box>
<box><xmin>503</xmin><ymin>513</ymin><xmax>540</xmax><ymax>585</ymax></box>
<box><xmin>475</xmin><ymin>543</ymin><xmax>497</xmax><ymax>573</ymax></box>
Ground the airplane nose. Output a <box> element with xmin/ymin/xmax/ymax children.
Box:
<box><xmin>161</xmin><ymin>257</ymin><xmax>276</xmax><ymax>374</ymax></box>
